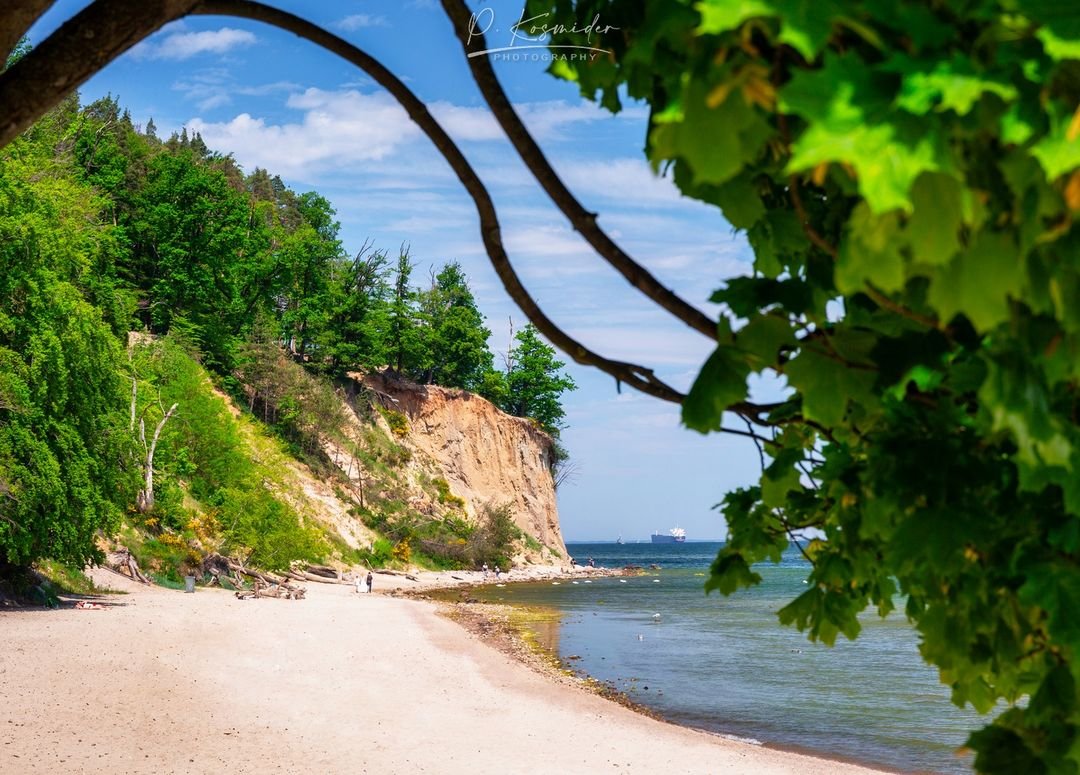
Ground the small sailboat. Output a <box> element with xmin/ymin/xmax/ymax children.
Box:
<box><xmin>616</xmin><ymin>534</ymin><xmax>624</xmax><ymax>545</ymax></box>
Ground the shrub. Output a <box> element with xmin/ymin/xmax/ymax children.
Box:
<box><xmin>467</xmin><ymin>502</ymin><xmax>518</xmax><ymax>568</ymax></box>
<box><xmin>432</xmin><ymin>477</ymin><xmax>466</xmax><ymax>509</ymax></box>
<box><xmin>378</xmin><ymin>407</ymin><xmax>410</xmax><ymax>437</ymax></box>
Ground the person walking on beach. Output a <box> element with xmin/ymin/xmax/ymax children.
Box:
<box><xmin>494</xmin><ymin>565</ymin><xmax>501</xmax><ymax>580</ymax></box>
<box><xmin>482</xmin><ymin>562</ymin><xmax>489</xmax><ymax>579</ymax></box>
<box><xmin>355</xmin><ymin>573</ymin><xmax>363</xmax><ymax>594</ymax></box>
<box><xmin>366</xmin><ymin>571</ymin><xmax>373</xmax><ymax>594</ymax></box>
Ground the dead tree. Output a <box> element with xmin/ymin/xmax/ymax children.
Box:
<box><xmin>130</xmin><ymin>379</ymin><xmax>177</xmax><ymax>513</ymax></box>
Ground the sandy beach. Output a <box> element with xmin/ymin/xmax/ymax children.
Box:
<box><xmin>0</xmin><ymin>570</ymin><xmax>891</xmax><ymax>775</ymax></box>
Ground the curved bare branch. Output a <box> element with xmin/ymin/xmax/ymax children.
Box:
<box><xmin>1</xmin><ymin>0</ymin><xmax>56</xmax><ymax>66</ymax></box>
<box><xmin>0</xmin><ymin>0</ymin><xmax>200</xmax><ymax>148</ymax></box>
<box><xmin>439</xmin><ymin>0</ymin><xmax>718</xmax><ymax>343</ymax></box>
<box><xmin>193</xmin><ymin>0</ymin><xmax>686</xmax><ymax>404</ymax></box>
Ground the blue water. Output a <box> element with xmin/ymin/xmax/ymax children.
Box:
<box><xmin>470</xmin><ymin>542</ymin><xmax>985</xmax><ymax>774</ymax></box>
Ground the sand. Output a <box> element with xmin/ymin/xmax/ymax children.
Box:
<box><xmin>0</xmin><ymin>570</ymin><xmax>892</xmax><ymax>775</ymax></box>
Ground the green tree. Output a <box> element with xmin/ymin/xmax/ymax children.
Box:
<box><xmin>525</xmin><ymin>1</ymin><xmax>1080</xmax><ymax>769</ymax></box>
<box><xmin>501</xmin><ymin>324</ymin><xmax>576</xmax><ymax>435</ymax></box>
<box><xmin>0</xmin><ymin>106</ymin><xmax>133</xmax><ymax>570</ymax></box>
<box><xmin>316</xmin><ymin>243</ymin><xmax>391</xmax><ymax>373</ymax></box>
<box><xmin>413</xmin><ymin>261</ymin><xmax>495</xmax><ymax>391</ymax></box>
<box><xmin>387</xmin><ymin>245</ymin><xmax>425</xmax><ymax>374</ymax></box>
<box><xmin>131</xmin><ymin>148</ymin><xmax>253</xmax><ymax>367</ymax></box>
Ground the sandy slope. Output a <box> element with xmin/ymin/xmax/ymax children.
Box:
<box><xmin>0</xmin><ymin>573</ymin><xmax>890</xmax><ymax>775</ymax></box>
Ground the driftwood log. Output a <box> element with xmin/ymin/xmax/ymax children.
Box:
<box><xmin>105</xmin><ymin>548</ymin><xmax>152</xmax><ymax>584</ymax></box>
<box><xmin>234</xmin><ymin>578</ymin><xmax>306</xmax><ymax>601</ymax></box>
<box><xmin>202</xmin><ymin>554</ymin><xmax>307</xmax><ymax>600</ymax></box>
<box><xmin>374</xmin><ymin>568</ymin><xmax>419</xmax><ymax>582</ymax></box>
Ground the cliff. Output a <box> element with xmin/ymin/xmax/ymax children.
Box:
<box><xmin>359</xmin><ymin>372</ymin><xmax>567</xmax><ymax>562</ymax></box>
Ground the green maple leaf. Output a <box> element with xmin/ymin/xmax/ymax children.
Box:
<box><xmin>651</xmin><ymin>80</ymin><xmax>770</xmax><ymax>186</ymax></box>
<box><xmin>782</xmin><ymin>55</ymin><xmax>951</xmax><ymax>213</ymax></box>
<box><xmin>906</xmin><ymin>173</ymin><xmax>965</xmax><ymax>266</ymax></box>
<box><xmin>696</xmin><ymin>0</ymin><xmax>841</xmax><ymax>59</ymax></box>
<box><xmin>682</xmin><ymin>344</ymin><xmax>751</xmax><ymax>432</ymax></box>
<box><xmin>1037</xmin><ymin>27</ymin><xmax>1080</xmax><ymax>60</ymax></box>
<box><xmin>836</xmin><ymin>203</ymin><xmax>905</xmax><ymax>293</ymax></box>
<box><xmin>735</xmin><ymin>314</ymin><xmax>797</xmax><ymax>370</ymax></box>
<box><xmin>1031</xmin><ymin>101</ymin><xmax>1080</xmax><ymax>180</ymax></box>
<box><xmin>890</xmin><ymin>54</ymin><xmax>1017</xmax><ymax>116</ymax></box>
<box><xmin>927</xmin><ymin>231</ymin><xmax>1024</xmax><ymax>331</ymax></box>
<box><xmin>784</xmin><ymin>345</ymin><xmax>877</xmax><ymax>427</ymax></box>
<box><xmin>696</xmin><ymin>0</ymin><xmax>773</xmax><ymax>33</ymax></box>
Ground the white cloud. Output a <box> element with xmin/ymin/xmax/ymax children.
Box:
<box><xmin>183</xmin><ymin>88</ymin><xmax>640</xmax><ymax>179</ymax></box>
<box><xmin>518</xmin><ymin>100</ymin><xmax>644</xmax><ymax>139</ymax></box>
<box><xmin>335</xmin><ymin>14</ymin><xmax>389</xmax><ymax>31</ymax></box>
<box><xmin>559</xmin><ymin>158</ymin><xmax>684</xmax><ymax>206</ymax></box>
<box><xmin>173</xmin><ymin>71</ymin><xmax>299</xmax><ymax>111</ymax></box>
<box><xmin>428</xmin><ymin>102</ymin><xmax>501</xmax><ymax>141</ymax></box>
<box><xmin>132</xmin><ymin>27</ymin><xmax>257</xmax><ymax>61</ymax></box>
<box><xmin>188</xmin><ymin>89</ymin><xmax>422</xmax><ymax>175</ymax></box>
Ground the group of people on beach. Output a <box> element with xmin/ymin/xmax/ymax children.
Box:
<box><xmin>481</xmin><ymin>562</ymin><xmax>502</xmax><ymax>579</ymax></box>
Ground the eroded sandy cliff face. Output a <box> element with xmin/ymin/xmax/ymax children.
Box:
<box><xmin>362</xmin><ymin>372</ymin><xmax>567</xmax><ymax>561</ymax></box>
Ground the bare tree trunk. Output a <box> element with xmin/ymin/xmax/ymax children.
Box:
<box><xmin>136</xmin><ymin>402</ymin><xmax>178</xmax><ymax>513</ymax></box>
<box><xmin>129</xmin><ymin>378</ymin><xmax>137</xmax><ymax>431</ymax></box>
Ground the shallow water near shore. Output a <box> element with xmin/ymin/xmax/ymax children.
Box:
<box><xmin>469</xmin><ymin>542</ymin><xmax>983</xmax><ymax>774</ymax></box>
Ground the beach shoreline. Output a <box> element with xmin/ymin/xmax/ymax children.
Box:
<box><xmin>412</xmin><ymin>574</ymin><xmax>912</xmax><ymax>775</ymax></box>
<box><xmin>0</xmin><ymin>567</ymin><xmax>893</xmax><ymax>774</ymax></box>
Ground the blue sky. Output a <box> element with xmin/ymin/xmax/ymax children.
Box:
<box><xmin>29</xmin><ymin>1</ymin><xmax>769</xmax><ymax>542</ymax></box>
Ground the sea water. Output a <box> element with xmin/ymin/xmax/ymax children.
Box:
<box><xmin>470</xmin><ymin>542</ymin><xmax>984</xmax><ymax>774</ymax></box>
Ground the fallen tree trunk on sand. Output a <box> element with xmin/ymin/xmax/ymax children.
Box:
<box><xmin>203</xmin><ymin>553</ymin><xmax>280</xmax><ymax>584</ymax></box>
<box><xmin>374</xmin><ymin>568</ymin><xmax>419</xmax><ymax>582</ymax></box>
<box><xmin>303</xmin><ymin>563</ymin><xmax>341</xmax><ymax>579</ymax></box>
<box><xmin>105</xmin><ymin>548</ymin><xmax>151</xmax><ymax>584</ymax></box>
<box><xmin>284</xmin><ymin>568</ymin><xmax>349</xmax><ymax>585</ymax></box>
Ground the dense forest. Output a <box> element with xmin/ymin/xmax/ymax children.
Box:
<box><xmin>0</xmin><ymin>76</ymin><xmax>575</xmax><ymax>583</ymax></box>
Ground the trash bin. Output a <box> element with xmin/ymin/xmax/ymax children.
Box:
<box><xmin>184</xmin><ymin>575</ymin><xmax>196</xmax><ymax>593</ymax></box>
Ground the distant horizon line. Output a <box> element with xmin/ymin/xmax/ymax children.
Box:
<box><xmin>564</xmin><ymin>538</ymin><xmax>727</xmax><ymax>543</ymax></box>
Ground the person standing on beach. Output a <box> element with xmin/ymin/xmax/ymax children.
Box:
<box><xmin>366</xmin><ymin>571</ymin><xmax>373</xmax><ymax>593</ymax></box>
<box><xmin>482</xmin><ymin>562</ymin><xmax>489</xmax><ymax>579</ymax></box>
<box><xmin>355</xmin><ymin>574</ymin><xmax>363</xmax><ymax>594</ymax></box>
<box><xmin>494</xmin><ymin>565</ymin><xmax>501</xmax><ymax>579</ymax></box>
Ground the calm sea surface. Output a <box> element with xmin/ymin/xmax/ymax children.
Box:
<box><xmin>468</xmin><ymin>541</ymin><xmax>985</xmax><ymax>774</ymax></box>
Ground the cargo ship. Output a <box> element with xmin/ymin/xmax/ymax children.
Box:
<box><xmin>651</xmin><ymin>527</ymin><xmax>687</xmax><ymax>544</ymax></box>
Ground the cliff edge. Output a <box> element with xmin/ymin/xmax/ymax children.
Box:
<box><xmin>360</xmin><ymin>372</ymin><xmax>567</xmax><ymax>562</ymax></box>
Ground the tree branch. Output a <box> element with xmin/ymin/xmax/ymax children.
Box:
<box><xmin>438</xmin><ymin>0</ymin><xmax>719</xmax><ymax>342</ymax></box>
<box><xmin>863</xmin><ymin>283</ymin><xmax>942</xmax><ymax>331</ymax></box>
<box><xmin>1</xmin><ymin>0</ymin><xmax>56</xmax><ymax>67</ymax></box>
<box><xmin>787</xmin><ymin>175</ymin><xmax>838</xmax><ymax>259</ymax></box>
<box><xmin>192</xmin><ymin>0</ymin><xmax>687</xmax><ymax>404</ymax></box>
<box><xmin>0</xmin><ymin>0</ymin><xmax>200</xmax><ymax>148</ymax></box>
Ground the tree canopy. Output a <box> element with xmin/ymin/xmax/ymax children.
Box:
<box><xmin>523</xmin><ymin>1</ymin><xmax>1080</xmax><ymax>770</ymax></box>
<box><xmin>501</xmin><ymin>325</ymin><xmax>577</xmax><ymax>436</ymax></box>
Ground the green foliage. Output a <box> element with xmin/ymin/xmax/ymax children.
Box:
<box><xmin>432</xmin><ymin>477</ymin><xmax>466</xmax><ymax>509</ymax></box>
<box><xmin>407</xmin><ymin>261</ymin><xmax>495</xmax><ymax>391</ymax></box>
<box><xmin>0</xmin><ymin>78</ymin><xmax>560</xmax><ymax>586</ymax></box>
<box><xmin>0</xmin><ymin>112</ymin><xmax>133</xmax><ymax>569</ymax></box>
<box><xmin>236</xmin><ymin>327</ymin><xmax>348</xmax><ymax>458</ymax></box>
<box><xmin>35</xmin><ymin>559</ymin><xmax>112</xmax><ymax>596</ymax></box>
<box><xmin>369</xmin><ymin>538</ymin><xmax>394</xmax><ymax>565</ymax></box>
<box><xmin>467</xmin><ymin>502</ymin><xmax>519</xmax><ymax>569</ymax></box>
<box><xmin>378</xmin><ymin>406</ymin><xmax>410</xmax><ymax>438</ymax></box>
<box><xmin>499</xmin><ymin>324</ymin><xmax>577</xmax><ymax>435</ymax></box>
<box><xmin>530</xmin><ymin>0</ymin><xmax>1080</xmax><ymax>767</ymax></box>
<box><xmin>131</xmin><ymin>337</ymin><xmax>327</xmax><ymax>571</ymax></box>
